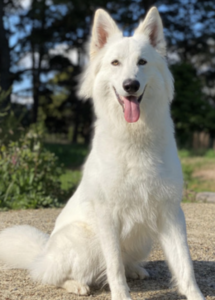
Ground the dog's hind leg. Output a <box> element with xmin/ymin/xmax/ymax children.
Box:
<box><xmin>159</xmin><ymin>205</ymin><xmax>205</xmax><ymax>300</ymax></box>
<box><xmin>30</xmin><ymin>222</ymin><xmax>103</xmax><ymax>295</ymax></box>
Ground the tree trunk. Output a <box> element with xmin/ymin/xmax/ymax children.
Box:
<box><xmin>0</xmin><ymin>1</ymin><xmax>11</xmax><ymax>103</ymax></box>
<box><xmin>31</xmin><ymin>40</ymin><xmax>39</xmax><ymax>123</ymax></box>
<box><xmin>31</xmin><ymin>0</ymin><xmax>46</xmax><ymax>123</ymax></box>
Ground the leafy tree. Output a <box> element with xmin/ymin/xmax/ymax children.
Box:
<box><xmin>171</xmin><ymin>63</ymin><xmax>215</xmax><ymax>147</ymax></box>
<box><xmin>41</xmin><ymin>64</ymin><xmax>93</xmax><ymax>143</ymax></box>
<box><xmin>2</xmin><ymin>0</ymin><xmax>215</xmax><ymax>146</ymax></box>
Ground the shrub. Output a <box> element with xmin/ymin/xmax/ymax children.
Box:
<box><xmin>0</xmin><ymin>89</ymin><xmax>73</xmax><ymax>209</ymax></box>
<box><xmin>0</xmin><ymin>88</ymin><xmax>24</xmax><ymax>146</ymax></box>
<box><xmin>0</xmin><ymin>125</ymin><xmax>72</xmax><ymax>209</ymax></box>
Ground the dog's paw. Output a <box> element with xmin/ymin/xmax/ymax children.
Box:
<box><xmin>111</xmin><ymin>291</ymin><xmax>132</xmax><ymax>300</ymax></box>
<box><xmin>61</xmin><ymin>280</ymin><xmax>90</xmax><ymax>295</ymax></box>
<box><xmin>125</xmin><ymin>263</ymin><xmax>150</xmax><ymax>280</ymax></box>
<box><xmin>112</xmin><ymin>292</ymin><xmax>145</xmax><ymax>300</ymax></box>
<box><xmin>112</xmin><ymin>297</ymin><xmax>133</xmax><ymax>300</ymax></box>
<box><xmin>186</xmin><ymin>290</ymin><xmax>205</xmax><ymax>300</ymax></box>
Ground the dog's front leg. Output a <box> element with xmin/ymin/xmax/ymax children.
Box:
<box><xmin>159</xmin><ymin>205</ymin><xmax>205</xmax><ymax>300</ymax></box>
<box><xmin>95</xmin><ymin>202</ymin><xmax>132</xmax><ymax>300</ymax></box>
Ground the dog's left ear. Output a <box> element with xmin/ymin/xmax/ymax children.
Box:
<box><xmin>90</xmin><ymin>9</ymin><xmax>122</xmax><ymax>59</ymax></box>
<box><xmin>134</xmin><ymin>7</ymin><xmax>166</xmax><ymax>56</ymax></box>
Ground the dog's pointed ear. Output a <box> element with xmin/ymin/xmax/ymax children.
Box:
<box><xmin>90</xmin><ymin>9</ymin><xmax>122</xmax><ymax>59</ymax></box>
<box><xmin>134</xmin><ymin>7</ymin><xmax>166</xmax><ymax>55</ymax></box>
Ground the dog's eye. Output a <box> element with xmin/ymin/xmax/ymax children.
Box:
<box><xmin>138</xmin><ymin>59</ymin><xmax>147</xmax><ymax>66</ymax></box>
<box><xmin>111</xmin><ymin>60</ymin><xmax>120</xmax><ymax>66</ymax></box>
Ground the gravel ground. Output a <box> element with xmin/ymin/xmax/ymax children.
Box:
<box><xmin>0</xmin><ymin>203</ymin><xmax>214</xmax><ymax>300</ymax></box>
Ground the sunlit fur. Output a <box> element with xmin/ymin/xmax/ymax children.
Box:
<box><xmin>0</xmin><ymin>7</ymin><xmax>205</xmax><ymax>300</ymax></box>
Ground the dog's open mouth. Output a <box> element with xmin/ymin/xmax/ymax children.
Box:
<box><xmin>113</xmin><ymin>87</ymin><xmax>145</xmax><ymax>123</ymax></box>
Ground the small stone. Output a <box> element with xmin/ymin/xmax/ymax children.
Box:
<box><xmin>196</xmin><ymin>192</ymin><xmax>215</xmax><ymax>203</ymax></box>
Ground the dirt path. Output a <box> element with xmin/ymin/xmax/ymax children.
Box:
<box><xmin>193</xmin><ymin>166</ymin><xmax>215</xmax><ymax>181</ymax></box>
<box><xmin>0</xmin><ymin>203</ymin><xmax>214</xmax><ymax>300</ymax></box>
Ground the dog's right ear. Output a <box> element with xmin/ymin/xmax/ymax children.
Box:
<box><xmin>134</xmin><ymin>7</ymin><xmax>166</xmax><ymax>56</ymax></box>
<box><xmin>90</xmin><ymin>9</ymin><xmax>122</xmax><ymax>59</ymax></box>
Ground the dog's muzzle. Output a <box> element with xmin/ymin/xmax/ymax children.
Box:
<box><xmin>113</xmin><ymin>86</ymin><xmax>146</xmax><ymax>123</ymax></box>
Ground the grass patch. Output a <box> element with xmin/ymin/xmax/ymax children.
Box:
<box><xmin>178</xmin><ymin>149</ymin><xmax>215</xmax><ymax>158</ymax></box>
<box><xmin>44</xmin><ymin>143</ymin><xmax>89</xmax><ymax>196</ymax></box>
<box><xmin>179</xmin><ymin>149</ymin><xmax>215</xmax><ymax>201</ymax></box>
<box><xmin>60</xmin><ymin>169</ymin><xmax>82</xmax><ymax>191</ymax></box>
<box><xmin>44</xmin><ymin>143</ymin><xmax>89</xmax><ymax>168</ymax></box>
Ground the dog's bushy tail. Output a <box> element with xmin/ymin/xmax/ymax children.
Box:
<box><xmin>0</xmin><ymin>225</ymin><xmax>48</xmax><ymax>269</ymax></box>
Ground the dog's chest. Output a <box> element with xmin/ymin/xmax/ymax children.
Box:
<box><xmin>102</xmin><ymin>148</ymin><xmax>160</xmax><ymax>201</ymax></box>
<box><xmin>100</xmin><ymin>144</ymin><xmax>181</xmax><ymax>207</ymax></box>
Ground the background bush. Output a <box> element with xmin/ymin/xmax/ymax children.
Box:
<box><xmin>0</xmin><ymin>89</ymin><xmax>73</xmax><ymax>210</ymax></box>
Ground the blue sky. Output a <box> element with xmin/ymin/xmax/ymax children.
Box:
<box><xmin>8</xmin><ymin>0</ymin><xmax>33</xmax><ymax>103</ymax></box>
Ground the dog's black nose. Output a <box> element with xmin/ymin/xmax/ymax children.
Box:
<box><xmin>123</xmin><ymin>79</ymin><xmax>140</xmax><ymax>94</ymax></box>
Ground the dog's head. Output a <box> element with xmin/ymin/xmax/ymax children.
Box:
<box><xmin>79</xmin><ymin>7</ymin><xmax>173</xmax><ymax>125</ymax></box>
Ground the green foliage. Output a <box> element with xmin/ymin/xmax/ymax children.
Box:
<box><xmin>178</xmin><ymin>149</ymin><xmax>191</xmax><ymax>158</ymax></box>
<box><xmin>180</xmin><ymin>150</ymin><xmax>215</xmax><ymax>202</ymax></box>
<box><xmin>60</xmin><ymin>170</ymin><xmax>82</xmax><ymax>192</ymax></box>
<box><xmin>0</xmin><ymin>90</ymin><xmax>73</xmax><ymax>210</ymax></box>
<box><xmin>171</xmin><ymin>63</ymin><xmax>215</xmax><ymax>148</ymax></box>
<box><xmin>44</xmin><ymin>143</ymin><xmax>88</xmax><ymax>168</ymax></box>
<box><xmin>204</xmin><ymin>149</ymin><xmax>215</xmax><ymax>158</ymax></box>
<box><xmin>182</xmin><ymin>164</ymin><xmax>194</xmax><ymax>183</ymax></box>
<box><xmin>0</xmin><ymin>125</ymin><xmax>73</xmax><ymax>209</ymax></box>
<box><xmin>44</xmin><ymin>143</ymin><xmax>88</xmax><ymax>195</ymax></box>
<box><xmin>171</xmin><ymin>63</ymin><xmax>204</xmax><ymax>129</ymax></box>
<box><xmin>40</xmin><ymin>66</ymin><xmax>93</xmax><ymax>143</ymax></box>
<box><xmin>178</xmin><ymin>148</ymin><xmax>215</xmax><ymax>158</ymax></box>
<box><xmin>0</xmin><ymin>88</ymin><xmax>23</xmax><ymax>145</ymax></box>
<box><xmin>2</xmin><ymin>0</ymin><xmax>215</xmax><ymax>148</ymax></box>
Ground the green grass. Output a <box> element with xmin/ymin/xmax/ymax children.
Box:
<box><xmin>179</xmin><ymin>149</ymin><xmax>215</xmax><ymax>201</ymax></box>
<box><xmin>44</xmin><ymin>143</ymin><xmax>89</xmax><ymax>194</ymax></box>
<box><xmin>44</xmin><ymin>143</ymin><xmax>89</xmax><ymax>168</ymax></box>
<box><xmin>60</xmin><ymin>170</ymin><xmax>82</xmax><ymax>191</ymax></box>
<box><xmin>178</xmin><ymin>149</ymin><xmax>215</xmax><ymax>158</ymax></box>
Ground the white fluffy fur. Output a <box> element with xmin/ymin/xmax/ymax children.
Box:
<box><xmin>0</xmin><ymin>225</ymin><xmax>48</xmax><ymax>269</ymax></box>
<box><xmin>0</xmin><ymin>7</ymin><xmax>205</xmax><ymax>300</ymax></box>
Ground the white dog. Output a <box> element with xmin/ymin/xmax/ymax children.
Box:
<box><xmin>0</xmin><ymin>7</ymin><xmax>205</xmax><ymax>300</ymax></box>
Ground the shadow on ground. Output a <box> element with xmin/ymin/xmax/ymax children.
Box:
<box><xmin>124</xmin><ymin>260</ymin><xmax>215</xmax><ymax>299</ymax></box>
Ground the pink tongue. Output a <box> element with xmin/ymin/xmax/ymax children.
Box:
<box><xmin>122</xmin><ymin>96</ymin><xmax>140</xmax><ymax>123</ymax></box>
